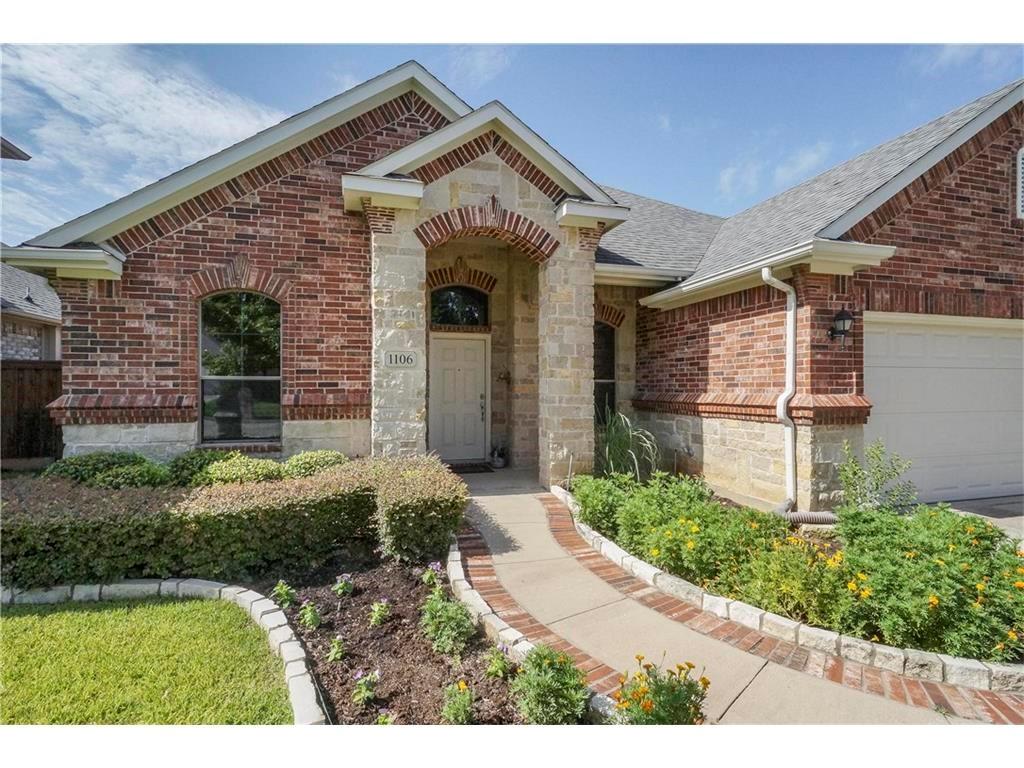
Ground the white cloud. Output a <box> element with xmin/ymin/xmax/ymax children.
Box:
<box><xmin>909</xmin><ymin>45</ymin><xmax>1021</xmax><ymax>78</ymax></box>
<box><xmin>717</xmin><ymin>160</ymin><xmax>762</xmax><ymax>200</ymax></box>
<box><xmin>0</xmin><ymin>45</ymin><xmax>286</xmax><ymax>244</ymax></box>
<box><xmin>772</xmin><ymin>141</ymin><xmax>831</xmax><ymax>188</ymax></box>
<box><xmin>656</xmin><ymin>113</ymin><xmax>671</xmax><ymax>133</ymax></box>
<box><xmin>446</xmin><ymin>46</ymin><xmax>514</xmax><ymax>91</ymax></box>
<box><xmin>332</xmin><ymin>71</ymin><xmax>362</xmax><ymax>92</ymax></box>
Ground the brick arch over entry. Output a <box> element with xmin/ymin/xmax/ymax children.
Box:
<box><xmin>426</xmin><ymin>257</ymin><xmax>498</xmax><ymax>293</ymax></box>
<box><xmin>414</xmin><ymin>196</ymin><xmax>560</xmax><ymax>263</ymax></box>
<box><xmin>187</xmin><ymin>254</ymin><xmax>293</xmax><ymax>301</ymax></box>
<box><xmin>595</xmin><ymin>300</ymin><xmax>626</xmax><ymax>328</ymax></box>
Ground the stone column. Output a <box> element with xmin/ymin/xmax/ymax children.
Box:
<box><xmin>365</xmin><ymin>204</ymin><xmax>428</xmax><ymax>455</ymax></box>
<box><xmin>537</xmin><ymin>225</ymin><xmax>599</xmax><ymax>487</ymax></box>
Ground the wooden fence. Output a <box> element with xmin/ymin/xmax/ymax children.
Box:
<box><xmin>1</xmin><ymin>360</ymin><xmax>62</xmax><ymax>460</ymax></box>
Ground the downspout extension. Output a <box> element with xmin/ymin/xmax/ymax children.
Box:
<box><xmin>760</xmin><ymin>267</ymin><xmax>838</xmax><ymax>525</ymax></box>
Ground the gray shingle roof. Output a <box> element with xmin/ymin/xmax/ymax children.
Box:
<box><xmin>0</xmin><ymin>263</ymin><xmax>61</xmax><ymax>322</ymax></box>
<box><xmin>685</xmin><ymin>79</ymin><xmax>1023</xmax><ymax>283</ymax></box>
<box><xmin>596</xmin><ymin>186</ymin><xmax>723</xmax><ymax>273</ymax></box>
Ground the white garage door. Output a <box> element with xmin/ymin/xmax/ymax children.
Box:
<box><xmin>864</xmin><ymin>312</ymin><xmax>1024</xmax><ymax>503</ymax></box>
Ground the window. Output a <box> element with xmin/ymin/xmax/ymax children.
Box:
<box><xmin>430</xmin><ymin>286</ymin><xmax>488</xmax><ymax>327</ymax></box>
<box><xmin>594</xmin><ymin>321</ymin><xmax>616</xmax><ymax>424</ymax></box>
<box><xmin>200</xmin><ymin>292</ymin><xmax>281</xmax><ymax>442</ymax></box>
<box><xmin>1017</xmin><ymin>147</ymin><xmax>1023</xmax><ymax>219</ymax></box>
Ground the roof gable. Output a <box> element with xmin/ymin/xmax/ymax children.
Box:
<box><xmin>26</xmin><ymin>61</ymin><xmax>470</xmax><ymax>249</ymax></box>
<box><xmin>357</xmin><ymin>101</ymin><xmax>615</xmax><ymax>205</ymax></box>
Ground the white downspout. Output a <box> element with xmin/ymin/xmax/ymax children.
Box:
<box><xmin>761</xmin><ymin>267</ymin><xmax>796</xmax><ymax>513</ymax></box>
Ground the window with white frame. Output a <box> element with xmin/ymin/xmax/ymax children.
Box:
<box><xmin>200</xmin><ymin>291</ymin><xmax>281</xmax><ymax>442</ymax></box>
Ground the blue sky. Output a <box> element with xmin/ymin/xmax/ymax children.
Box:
<box><xmin>1</xmin><ymin>44</ymin><xmax>1020</xmax><ymax>245</ymax></box>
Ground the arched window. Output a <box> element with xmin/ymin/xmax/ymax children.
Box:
<box><xmin>200</xmin><ymin>291</ymin><xmax>281</xmax><ymax>442</ymax></box>
<box><xmin>430</xmin><ymin>286</ymin><xmax>489</xmax><ymax>327</ymax></box>
<box><xmin>594</xmin><ymin>321</ymin><xmax>616</xmax><ymax>424</ymax></box>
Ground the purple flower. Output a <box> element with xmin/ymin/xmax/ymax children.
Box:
<box><xmin>380</xmin><ymin>598</ymin><xmax>389</xmax><ymax>605</ymax></box>
<box><xmin>498</xmin><ymin>643</ymin><xmax>508</xmax><ymax>654</ymax></box>
<box><xmin>354</xmin><ymin>669</ymin><xmax>364</xmax><ymax>681</ymax></box>
<box><xmin>429</xmin><ymin>561</ymin><xmax>443</xmax><ymax>573</ymax></box>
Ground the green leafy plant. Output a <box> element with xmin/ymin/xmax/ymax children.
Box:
<box><xmin>594</xmin><ymin>408</ymin><xmax>659</xmax><ymax>481</ymax></box>
<box><xmin>369</xmin><ymin>599</ymin><xmax>391</xmax><ymax>627</ymax></box>
<box><xmin>89</xmin><ymin>461</ymin><xmax>172</xmax><ymax>489</ymax></box>
<box><xmin>485</xmin><ymin>645</ymin><xmax>513</xmax><ymax>679</ymax></box>
<box><xmin>420</xmin><ymin>588</ymin><xmax>475</xmax><ymax>657</ymax></box>
<box><xmin>440</xmin><ymin>681</ymin><xmax>474</xmax><ymax>724</ymax></box>
<box><xmin>283</xmin><ymin>450</ymin><xmax>348</xmax><ymax>479</ymax></box>
<box><xmin>509</xmin><ymin>645</ymin><xmax>589</xmax><ymax>725</ymax></box>
<box><xmin>42</xmin><ymin>452</ymin><xmax>149</xmax><ymax>484</ymax></box>
<box><xmin>166</xmin><ymin>449</ymin><xmax>236</xmax><ymax>486</ymax></box>
<box><xmin>327</xmin><ymin>636</ymin><xmax>345</xmax><ymax>663</ymax></box>
<box><xmin>351</xmin><ymin>669</ymin><xmax>379</xmax><ymax>708</ymax></box>
<box><xmin>611</xmin><ymin>654</ymin><xmax>708</xmax><ymax>725</ymax></box>
<box><xmin>271</xmin><ymin>580</ymin><xmax>297</xmax><ymax>608</ymax></box>
<box><xmin>331</xmin><ymin>573</ymin><xmax>355</xmax><ymax>598</ymax></box>
<box><xmin>297</xmin><ymin>601</ymin><xmax>321</xmax><ymax>630</ymax></box>
<box><xmin>375</xmin><ymin>711</ymin><xmax>395</xmax><ymax>725</ymax></box>
<box><xmin>421</xmin><ymin>561</ymin><xmax>444</xmax><ymax>588</ymax></box>
<box><xmin>570</xmin><ymin>473</ymin><xmax>637</xmax><ymax>539</ymax></box>
<box><xmin>191</xmin><ymin>454</ymin><xmax>285</xmax><ymax>486</ymax></box>
<box><xmin>839</xmin><ymin>439</ymin><xmax>917</xmax><ymax>513</ymax></box>
<box><xmin>614</xmin><ymin>471</ymin><xmax>714</xmax><ymax>555</ymax></box>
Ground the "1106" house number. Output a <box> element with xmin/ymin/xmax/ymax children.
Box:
<box><xmin>382</xmin><ymin>350</ymin><xmax>418</xmax><ymax>369</ymax></box>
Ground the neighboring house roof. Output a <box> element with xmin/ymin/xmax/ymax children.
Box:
<box><xmin>1</xmin><ymin>137</ymin><xmax>31</xmax><ymax>161</ymax></box>
<box><xmin>596</xmin><ymin>186</ymin><xmax>723</xmax><ymax>273</ymax></box>
<box><xmin>0</xmin><ymin>263</ymin><xmax>61</xmax><ymax>323</ymax></box>
<box><xmin>686</xmin><ymin>79</ymin><xmax>1023</xmax><ymax>284</ymax></box>
<box><xmin>24</xmin><ymin>61</ymin><xmax>472</xmax><ymax>248</ymax></box>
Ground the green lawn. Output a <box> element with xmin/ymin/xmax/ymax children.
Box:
<box><xmin>1</xmin><ymin>597</ymin><xmax>293</xmax><ymax>724</ymax></box>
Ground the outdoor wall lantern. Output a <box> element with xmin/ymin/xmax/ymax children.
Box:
<box><xmin>827</xmin><ymin>305</ymin><xmax>855</xmax><ymax>345</ymax></box>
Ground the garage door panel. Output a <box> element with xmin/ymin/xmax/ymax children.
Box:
<box><xmin>864</xmin><ymin>315</ymin><xmax>1024</xmax><ymax>503</ymax></box>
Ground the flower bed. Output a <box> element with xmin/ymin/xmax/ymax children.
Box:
<box><xmin>563</xmin><ymin>456</ymin><xmax>1024</xmax><ymax>681</ymax></box>
<box><xmin>247</xmin><ymin>554</ymin><xmax>521</xmax><ymax>724</ymax></box>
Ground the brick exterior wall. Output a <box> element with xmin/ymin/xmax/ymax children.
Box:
<box><xmin>53</xmin><ymin>92</ymin><xmax>450</xmax><ymax>431</ymax></box>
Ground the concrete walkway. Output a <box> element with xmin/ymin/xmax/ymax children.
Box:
<box><xmin>463</xmin><ymin>469</ymin><xmax>974</xmax><ymax>725</ymax></box>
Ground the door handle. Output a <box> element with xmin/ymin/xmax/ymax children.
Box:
<box><xmin>480</xmin><ymin>393</ymin><xmax>485</xmax><ymax>422</ymax></box>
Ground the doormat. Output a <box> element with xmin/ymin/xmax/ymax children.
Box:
<box><xmin>449</xmin><ymin>463</ymin><xmax>494</xmax><ymax>474</ymax></box>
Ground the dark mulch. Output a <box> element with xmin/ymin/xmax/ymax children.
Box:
<box><xmin>249</xmin><ymin>552</ymin><xmax>520</xmax><ymax>725</ymax></box>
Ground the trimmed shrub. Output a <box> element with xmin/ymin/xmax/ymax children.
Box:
<box><xmin>191</xmin><ymin>453</ymin><xmax>284</xmax><ymax>486</ymax></box>
<box><xmin>174</xmin><ymin>466</ymin><xmax>376</xmax><ymax>579</ymax></box>
<box><xmin>0</xmin><ymin>476</ymin><xmax>186</xmax><ymax>588</ymax></box>
<box><xmin>372</xmin><ymin>455</ymin><xmax>468</xmax><ymax>561</ymax></box>
<box><xmin>167</xmin><ymin>449</ymin><xmax>236</xmax><ymax>486</ymax></box>
<box><xmin>89</xmin><ymin>461</ymin><xmax>172</xmax><ymax>489</ymax></box>
<box><xmin>570</xmin><ymin>473</ymin><xmax>637</xmax><ymax>539</ymax></box>
<box><xmin>420</xmin><ymin>587</ymin><xmax>476</xmax><ymax>657</ymax></box>
<box><xmin>509</xmin><ymin>645</ymin><xmax>589</xmax><ymax>724</ymax></box>
<box><xmin>41</xmin><ymin>452</ymin><xmax>148</xmax><ymax>484</ymax></box>
<box><xmin>283</xmin><ymin>450</ymin><xmax>348</xmax><ymax>478</ymax></box>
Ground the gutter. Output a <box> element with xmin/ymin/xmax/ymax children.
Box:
<box><xmin>594</xmin><ymin>263</ymin><xmax>688</xmax><ymax>286</ymax></box>
<box><xmin>760</xmin><ymin>266</ymin><xmax>838</xmax><ymax>525</ymax></box>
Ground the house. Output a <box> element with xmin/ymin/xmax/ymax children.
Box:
<box><xmin>0</xmin><ymin>263</ymin><xmax>61</xmax><ymax>360</ymax></box>
<box><xmin>1</xmin><ymin>62</ymin><xmax>1020</xmax><ymax>510</ymax></box>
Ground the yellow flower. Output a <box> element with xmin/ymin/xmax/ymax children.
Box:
<box><xmin>971</xmin><ymin>539</ymin><xmax>980</xmax><ymax>546</ymax></box>
<box><xmin>976</xmin><ymin>583</ymin><xmax>986</xmax><ymax>592</ymax></box>
<box><xmin>847</xmin><ymin>581</ymin><xmax>858</xmax><ymax>592</ymax></box>
<box><xmin>996</xmin><ymin>642</ymin><xmax>1005</xmax><ymax>651</ymax></box>
<box><xmin>859</xmin><ymin>587</ymin><xmax>872</xmax><ymax>600</ymax></box>
<box><xmin>458</xmin><ymin>680</ymin><xmax>468</xmax><ymax>691</ymax></box>
<box><xmin>1009</xmin><ymin>630</ymin><xmax>1019</xmax><ymax>642</ymax></box>
<box><xmin>856</xmin><ymin>572</ymin><xmax>868</xmax><ymax>581</ymax></box>
<box><xmin>699</xmin><ymin>676</ymin><xmax>711</xmax><ymax>689</ymax></box>
<box><xmin>966</xmin><ymin>525</ymin><xmax>975</xmax><ymax>534</ymax></box>
<box><xmin>871</xmin><ymin>635</ymin><xmax>880</xmax><ymax>642</ymax></box>
<box><xmin>749</xmin><ymin>521</ymin><xmax>759</xmax><ymax>530</ymax></box>
<box><xmin>934</xmin><ymin>558</ymin><xmax>946</xmax><ymax>567</ymax></box>
<box><xmin>618</xmin><ymin>675</ymin><xmax>627</xmax><ymax>685</ymax></box>
<box><xmin>905</xmin><ymin>551</ymin><xmax>917</xmax><ymax>559</ymax></box>
<box><xmin>928</xmin><ymin>595</ymin><xmax>940</xmax><ymax>609</ymax></box>
<box><xmin>690</xmin><ymin>524</ymin><xmax>700</xmax><ymax>534</ymax></box>
<box><xmin>1016</xmin><ymin>566</ymin><xmax>1024</xmax><ymax>575</ymax></box>
<box><xmin>948</xmin><ymin>543</ymin><xmax>956</xmax><ymax>552</ymax></box>
<box><xmin>650</xmin><ymin>548</ymin><xmax>660</xmax><ymax>558</ymax></box>
<box><xmin>1014</xmin><ymin>581</ymin><xmax>1024</xmax><ymax>590</ymax></box>
<box><xmin>641</xmin><ymin>699</ymin><xmax>654</xmax><ymax>713</ymax></box>
<box><xmin>686</xmin><ymin>540</ymin><xmax>695</xmax><ymax>550</ymax></box>
<box><xmin>635</xmin><ymin>654</ymin><xmax>645</xmax><ymax>663</ymax></box>
<box><xmin>685</xmin><ymin>661</ymin><xmax>696</xmax><ymax>670</ymax></box>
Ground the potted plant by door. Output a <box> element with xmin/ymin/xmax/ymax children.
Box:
<box><xmin>490</xmin><ymin>444</ymin><xmax>507</xmax><ymax>468</ymax></box>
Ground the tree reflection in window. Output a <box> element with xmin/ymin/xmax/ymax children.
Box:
<box><xmin>430</xmin><ymin>286</ymin><xmax>488</xmax><ymax>327</ymax></box>
<box><xmin>200</xmin><ymin>292</ymin><xmax>281</xmax><ymax>441</ymax></box>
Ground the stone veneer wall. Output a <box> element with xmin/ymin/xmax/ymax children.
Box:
<box><xmin>637</xmin><ymin>411</ymin><xmax>863</xmax><ymax>512</ymax></box>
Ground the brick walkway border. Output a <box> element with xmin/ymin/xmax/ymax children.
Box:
<box><xmin>537</xmin><ymin>493</ymin><xmax>1024</xmax><ymax>725</ymax></box>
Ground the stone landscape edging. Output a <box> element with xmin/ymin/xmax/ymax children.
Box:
<box><xmin>1</xmin><ymin>578</ymin><xmax>329</xmax><ymax>725</ymax></box>
<box><xmin>549</xmin><ymin>484</ymin><xmax>1024</xmax><ymax>694</ymax></box>
<box><xmin>446</xmin><ymin>531</ymin><xmax>618</xmax><ymax>721</ymax></box>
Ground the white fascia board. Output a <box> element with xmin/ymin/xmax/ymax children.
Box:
<box><xmin>1</xmin><ymin>246</ymin><xmax>124</xmax><ymax>280</ymax></box>
<box><xmin>0</xmin><ymin>307</ymin><xmax>61</xmax><ymax>326</ymax></box>
<box><xmin>594</xmin><ymin>263</ymin><xmax>686</xmax><ymax>286</ymax></box>
<box><xmin>862</xmin><ymin>311</ymin><xmax>1024</xmax><ymax>332</ymax></box>
<box><xmin>358</xmin><ymin>101</ymin><xmax>616</xmax><ymax>205</ymax></box>
<box><xmin>27</xmin><ymin>61</ymin><xmax>471</xmax><ymax>248</ymax></box>
<box><xmin>556</xmin><ymin>199</ymin><xmax>630</xmax><ymax>231</ymax></box>
<box><xmin>639</xmin><ymin>238</ymin><xmax>895</xmax><ymax>310</ymax></box>
<box><xmin>342</xmin><ymin>174</ymin><xmax>425</xmax><ymax>212</ymax></box>
<box><xmin>819</xmin><ymin>83</ymin><xmax>1023</xmax><ymax>239</ymax></box>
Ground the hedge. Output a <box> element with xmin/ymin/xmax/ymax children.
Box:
<box><xmin>1</xmin><ymin>456</ymin><xmax>468</xmax><ymax>589</ymax></box>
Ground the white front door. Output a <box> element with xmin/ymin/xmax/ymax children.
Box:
<box><xmin>428</xmin><ymin>335</ymin><xmax>489</xmax><ymax>462</ymax></box>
